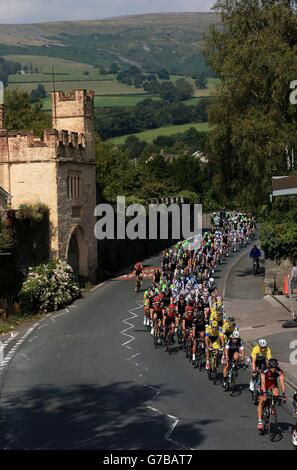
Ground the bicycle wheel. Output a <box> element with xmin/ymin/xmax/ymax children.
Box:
<box><xmin>230</xmin><ymin>368</ymin><xmax>236</xmax><ymax>396</ymax></box>
<box><xmin>262</xmin><ymin>406</ymin><xmax>269</xmax><ymax>435</ymax></box>
<box><xmin>269</xmin><ymin>406</ymin><xmax>278</xmax><ymax>442</ymax></box>
<box><xmin>251</xmin><ymin>389</ymin><xmax>258</xmax><ymax>405</ymax></box>
<box><xmin>212</xmin><ymin>366</ymin><xmax>217</xmax><ymax>385</ymax></box>
<box><xmin>207</xmin><ymin>365</ymin><xmax>212</xmax><ymax>381</ymax></box>
<box><xmin>153</xmin><ymin>325</ymin><xmax>160</xmax><ymax>348</ymax></box>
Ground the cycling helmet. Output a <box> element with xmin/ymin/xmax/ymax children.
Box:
<box><xmin>211</xmin><ymin>320</ymin><xmax>219</xmax><ymax>329</ymax></box>
<box><xmin>258</xmin><ymin>338</ymin><xmax>267</xmax><ymax>348</ymax></box>
<box><xmin>232</xmin><ymin>330</ymin><xmax>240</xmax><ymax>339</ymax></box>
<box><xmin>227</xmin><ymin>316</ymin><xmax>235</xmax><ymax>322</ymax></box>
<box><xmin>268</xmin><ymin>358</ymin><xmax>278</xmax><ymax>369</ymax></box>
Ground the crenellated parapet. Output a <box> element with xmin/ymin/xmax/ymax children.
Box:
<box><xmin>0</xmin><ymin>128</ymin><xmax>87</xmax><ymax>163</ymax></box>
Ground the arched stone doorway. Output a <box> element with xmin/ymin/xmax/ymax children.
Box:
<box><xmin>67</xmin><ymin>233</ymin><xmax>80</xmax><ymax>281</ymax></box>
<box><xmin>66</xmin><ymin>226</ymin><xmax>89</xmax><ymax>285</ymax></box>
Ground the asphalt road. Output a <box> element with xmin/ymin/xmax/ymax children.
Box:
<box><xmin>0</xmin><ymin>248</ymin><xmax>296</xmax><ymax>450</ymax></box>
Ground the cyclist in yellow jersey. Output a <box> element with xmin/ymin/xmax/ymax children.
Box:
<box><xmin>251</xmin><ymin>338</ymin><xmax>272</xmax><ymax>371</ymax></box>
<box><xmin>205</xmin><ymin>320</ymin><xmax>224</xmax><ymax>370</ymax></box>
<box><xmin>222</xmin><ymin>316</ymin><xmax>237</xmax><ymax>341</ymax></box>
<box><xmin>250</xmin><ymin>338</ymin><xmax>272</xmax><ymax>392</ymax></box>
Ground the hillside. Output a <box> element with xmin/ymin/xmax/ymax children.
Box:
<box><xmin>0</xmin><ymin>12</ymin><xmax>220</xmax><ymax>75</ymax></box>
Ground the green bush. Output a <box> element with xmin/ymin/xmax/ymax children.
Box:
<box><xmin>17</xmin><ymin>202</ymin><xmax>49</xmax><ymax>221</ymax></box>
<box><xmin>260</xmin><ymin>221</ymin><xmax>297</xmax><ymax>261</ymax></box>
<box><xmin>19</xmin><ymin>260</ymin><xmax>81</xmax><ymax>313</ymax></box>
<box><xmin>177</xmin><ymin>190</ymin><xmax>200</xmax><ymax>204</ymax></box>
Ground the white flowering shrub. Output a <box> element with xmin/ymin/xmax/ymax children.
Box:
<box><xmin>20</xmin><ymin>260</ymin><xmax>81</xmax><ymax>313</ymax></box>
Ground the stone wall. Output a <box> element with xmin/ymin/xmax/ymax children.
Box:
<box><xmin>96</xmin><ymin>209</ymin><xmax>212</xmax><ymax>278</ymax></box>
<box><xmin>264</xmin><ymin>257</ymin><xmax>292</xmax><ymax>295</ymax></box>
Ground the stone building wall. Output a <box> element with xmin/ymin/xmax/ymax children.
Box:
<box><xmin>0</xmin><ymin>89</ymin><xmax>98</xmax><ymax>282</ymax></box>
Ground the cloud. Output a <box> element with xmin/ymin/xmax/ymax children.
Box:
<box><xmin>0</xmin><ymin>0</ymin><xmax>215</xmax><ymax>23</ymax></box>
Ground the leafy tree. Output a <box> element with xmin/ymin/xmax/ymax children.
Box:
<box><xmin>0</xmin><ymin>57</ymin><xmax>21</xmax><ymax>86</ymax></box>
<box><xmin>4</xmin><ymin>89</ymin><xmax>51</xmax><ymax>137</ymax></box>
<box><xmin>30</xmin><ymin>83</ymin><xmax>47</xmax><ymax>102</ymax></box>
<box><xmin>195</xmin><ymin>72</ymin><xmax>207</xmax><ymax>89</ymax></box>
<box><xmin>159</xmin><ymin>81</ymin><xmax>176</xmax><ymax>102</ymax></box>
<box><xmin>175</xmin><ymin>79</ymin><xmax>194</xmax><ymax>101</ymax></box>
<box><xmin>109</xmin><ymin>62</ymin><xmax>120</xmax><ymax>74</ymax></box>
<box><xmin>171</xmin><ymin>102</ymin><xmax>193</xmax><ymax>124</ymax></box>
<box><xmin>121</xmin><ymin>135</ymin><xmax>147</xmax><ymax>159</ymax></box>
<box><xmin>204</xmin><ymin>0</ymin><xmax>297</xmax><ymax>207</ymax></box>
<box><xmin>158</xmin><ymin>68</ymin><xmax>170</xmax><ymax>80</ymax></box>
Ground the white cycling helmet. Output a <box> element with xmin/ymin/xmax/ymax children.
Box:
<box><xmin>258</xmin><ymin>338</ymin><xmax>267</xmax><ymax>348</ymax></box>
<box><xmin>232</xmin><ymin>330</ymin><xmax>240</xmax><ymax>339</ymax></box>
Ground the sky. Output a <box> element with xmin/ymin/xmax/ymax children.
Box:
<box><xmin>0</xmin><ymin>0</ymin><xmax>216</xmax><ymax>24</ymax></box>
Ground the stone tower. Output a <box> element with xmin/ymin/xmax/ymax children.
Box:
<box><xmin>0</xmin><ymin>89</ymin><xmax>97</xmax><ymax>282</ymax></box>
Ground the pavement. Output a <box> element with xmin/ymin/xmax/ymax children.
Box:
<box><xmin>224</xmin><ymin>249</ymin><xmax>297</xmax><ymax>391</ymax></box>
<box><xmin>0</xmin><ymin>245</ymin><xmax>296</xmax><ymax>450</ymax></box>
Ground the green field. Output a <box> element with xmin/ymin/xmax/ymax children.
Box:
<box><xmin>110</xmin><ymin>122</ymin><xmax>211</xmax><ymax>145</ymax></box>
<box><xmin>8</xmin><ymin>79</ymin><xmax>146</xmax><ymax>95</ymax></box>
<box><xmin>5</xmin><ymin>54</ymin><xmax>218</xmax><ymax>108</ymax></box>
<box><xmin>41</xmin><ymin>93</ymin><xmax>160</xmax><ymax>110</ymax></box>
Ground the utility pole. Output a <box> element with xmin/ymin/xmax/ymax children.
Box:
<box><xmin>52</xmin><ymin>65</ymin><xmax>57</xmax><ymax>128</ymax></box>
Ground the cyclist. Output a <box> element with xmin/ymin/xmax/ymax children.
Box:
<box><xmin>222</xmin><ymin>330</ymin><xmax>245</xmax><ymax>389</ymax></box>
<box><xmin>151</xmin><ymin>298</ymin><xmax>163</xmax><ymax>342</ymax></box>
<box><xmin>153</xmin><ymin>268</ymin><xmax>161</xmax><ymax>284</ymax></box>
<box><xmin>134</xmin><ymin>262</ymin><xmax>143</xmax><ymax>288</ymax></box>
<box><xmin>205</xmin><ymin>320</ymin><xmax>224</xmax><ymax>370</ymax></box>
<box><xmin>182</xmin><ymin>302</ymin><xmax>194</xmax><ymax>348</ymax></box>
<box><xmin>249</xmin><ymin>245</ymin><xmax>261</xmax><ymax>273</ymax></box>
<box><xmin>163</xmin><ymin>302</ymin><xmax>177</xmax><ymax>340</ymax></box>
<box><xmin>192</xmin><ymin>307</ymin><xmax>206</xmax><ymax>365</ymax></box>
<box><xmin>222</xmin><ymin>316</ymin><xmax>237</xmax><ymax>341</ymax></box>
<box><xmin>257</xmin><ymin>358</ymin><xmax>286</xmax><ymax>431</ymax></box>
<box><xmin>250</xmin><ymin>338</ymin><xmax>272</xmax><ymax>392</ymax></box>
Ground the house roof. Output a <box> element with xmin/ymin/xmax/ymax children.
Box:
<box><xmin>272</xmin><ymin>176</ymin><xmax>297</xmax><ymax>196</ymax></box>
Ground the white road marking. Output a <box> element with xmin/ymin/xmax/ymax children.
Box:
<box><xmin>121</xmin><ymin>302</ymin><xmax>192</xmax><ymax>450</ymax></box>
<box><xmin>51</xmin><ymin>311</ymin><xmax>67</xmax><ymax>319</ymax></box>
<box><xmin>90</xmin><ymin>282</ymin><xmax>105</xmax><ymax>292</ymax></box>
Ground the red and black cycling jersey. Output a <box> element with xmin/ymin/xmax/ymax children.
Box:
<box><xmin>165</xmin><ymin>304</ymin><xmax>177</xmax><ymax>319</ymax></box>
<box><xmin>261</xmin><ymin>367</ymin><xmax>283</xmax><ymax>390</ymax></box>
<box><xmin>183</xmin><ymin>307</ymin><xmax>194</xmax><ymax>322</ymax></box>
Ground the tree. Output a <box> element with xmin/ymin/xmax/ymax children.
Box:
<box><xmin>4</xmin><ymin>89</ymin><xmax>51</xmax><ymax>137</ymax></box>
<box><xmin>204</xmin><ymin>0</ymin><xmax>297</xmax><ymax>207</ymax></box>
<box><xmin>158</xmin><ymin>68</ymin><xmax>170</xmax><ymax>80</ymax></box>
<box><xmin>109</xmin><ymin>62</ymin><xmax>120</xmax><ymax>74</ymax></box>
<box><xmin>159</xmin><ymin>81</ymin><xmax>176</xmax><ymax>102</ymax></box>
<box><xmin>171</xmin><ymin>103</ymin><xmax>193</xmax><ymax>124</ymax></box>
<box><xmin>175</xmin><ymin>79</ymin><xmax>194</xmax><ymax>101</ymax></box>
<box><xmin>30</xmin><ymin>83</ymin><xmax>47</xmax><ymax>102</ymax></box>
<box><xmin>195</xmin><ymin>72</ymin><xmax>207</xmax><ymax>89</ymax></box>
<box><xmin>122</xmin><ymin>135</ymin><xmax>147</xmax><ymax>160</ymax></box>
